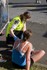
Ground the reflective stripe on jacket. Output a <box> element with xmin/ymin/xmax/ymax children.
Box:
<box><xmin>6</xmin><ymin>16</ymin><xmax>24</xmax><ymax>37</ymax></box>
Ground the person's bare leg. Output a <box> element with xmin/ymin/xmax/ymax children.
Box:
<box><xmin>31</xmin><ymin>50</ymin><xmax>45</xmax><ymax>62</ymax></box>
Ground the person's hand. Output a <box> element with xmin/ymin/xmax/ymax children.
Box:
<box><xmin>14</xmin><ymin>36</ymin><xmax>19</xmax><ymax>41</ymax></box>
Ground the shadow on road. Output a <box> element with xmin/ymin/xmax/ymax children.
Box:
<box><xmin>28</xmin><ymin>8</ymin><xmax>47</xmax><ymax>11</ymax></box>
<box><xmin>43</xmin><ymin>31</ymin><xmax>47</xmax><ymax>38</ymax></box>
<box><xmin>0</xmin><ymin>41</ymin><xmax>6</xmax><ymax>48</ymax></box>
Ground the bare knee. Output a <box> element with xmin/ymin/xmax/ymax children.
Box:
<box><xmin>40</xmin><ymin>50</ymin><xmax>45</xmax><ymax>56</ymax></box>
<box><xmin>31</xmin><ymin>50</ymin><xmax>45</xmax><ymax>63</ymax></box>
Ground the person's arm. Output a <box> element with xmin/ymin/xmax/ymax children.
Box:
<box><xmin>26</xmin><ymin>45</ymin><xmax>31</xmax><ymax>70</ymax></box>
<box><xmin>23</xmin><ymin>23</ymin><xmax>26</xmax><ymax>31</ymax></box>
<box><xmin>10</xmin><ymin>20</ymin><xmax>19</xmax><ymax>41</ymax></box>
<box><xmin>10</xmin><ymin>28</ymin><xmax>15</xmax><ymax>37</ymax></box>
<box><xmin>26</xmin><ymin>52</ymin><xmax>30</xmax><ymax>70</ymax></box>
<box><xmin>10</xmin><ymin>28</ymin><xmax>19</xmax><ymax>41</ymax></box>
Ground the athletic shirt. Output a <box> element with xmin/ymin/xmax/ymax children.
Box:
<box><xmin>14</xmin><ymin>41</ymin><xmax>29</xmax><ymax>56</ymax></box>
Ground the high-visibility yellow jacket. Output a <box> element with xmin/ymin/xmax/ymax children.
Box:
<box><xmin>6</xmin><ymin>16</ymin><xmax>24</xmax><ymax>37</ymax></box>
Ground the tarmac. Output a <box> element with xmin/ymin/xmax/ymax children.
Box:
<box><xmin>0</xmin><ymin>3</ymin><xmax>47</xmax><ymax>66</ymax></box>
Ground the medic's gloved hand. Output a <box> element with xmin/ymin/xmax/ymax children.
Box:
<box><xmin>14</xmin><ymin>36</ymin><xmax>19</xmax><ymax>41</ymax></box>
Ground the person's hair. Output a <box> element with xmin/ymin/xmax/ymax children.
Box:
<box><xmin>22</xmin><ymin>29</ymin><xmax>32</xmax><ymax>41</ymax></box>
<box><xmin>20</xmin><ymin>14</ymin><xmax>24</xmax><ymax>21</ymax></box>
<box><xmin>20</xmin><ymin>11</ymin><xmax>31</xmax><ymax>22</ymax></box>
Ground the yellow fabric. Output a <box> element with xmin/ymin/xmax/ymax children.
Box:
<box><xmin>6</xmin><ymin>16</ymin><xmax>24</xmax><ymax>37</ymax></box>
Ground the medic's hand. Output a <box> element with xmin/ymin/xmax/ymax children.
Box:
<box><xmin>14</xmin><ymin>36</ymin><xmax>19</xmax><ymax>41</ymax></box>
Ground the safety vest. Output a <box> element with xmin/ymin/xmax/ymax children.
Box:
<box><xmin>6</xmin><ymin>16</ymin><xmax>24</xmax><ymax>37</ymax></box>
